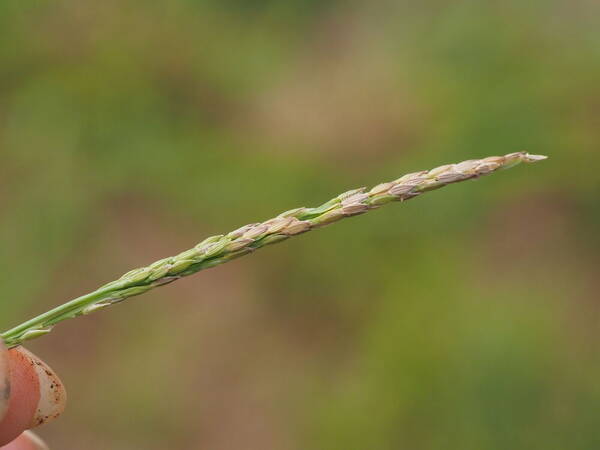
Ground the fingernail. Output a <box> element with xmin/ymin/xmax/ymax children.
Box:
<box><xmin>24</xmin><ymin>430</ymin><xmax>50</xmax><ymax>450</ymax></box>
<box><xmin>17</xmin><ymin>348</ymin><xmax>66</xmax><ymax>428</ymax></box>
<box><xmin>3</xmin><ymin>431</ymin><xmax>49</xmax><ymax>450</ymax></box>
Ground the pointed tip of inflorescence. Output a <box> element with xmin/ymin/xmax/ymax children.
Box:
<box><xmin>523</xmin><ymin>153</ymin><xmax>548</xmax><ymax>162</ymax></box>
<box><xmin>506</xmin><ymin>151</ymin><xmax>548</xmax><ymax>162</ymax></box>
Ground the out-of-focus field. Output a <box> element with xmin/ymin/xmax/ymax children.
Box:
<box><xmin>1</xmin><ymin>1</ymin><xmax>599</xmax><ymax>449</ymax></box>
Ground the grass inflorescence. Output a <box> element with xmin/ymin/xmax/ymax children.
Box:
<box><xmin>0</xmin><ymin>151</ymin><xmax>546</xmax><ymax>348</ymax></box>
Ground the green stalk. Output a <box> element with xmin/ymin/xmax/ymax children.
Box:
<box><xmin>1</xmin><ymin>151</ymin><xmax>546</xmax><ymax>348</ymax></box>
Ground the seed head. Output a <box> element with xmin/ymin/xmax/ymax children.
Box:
<box><xmin>0</xmin><ymin>150</ymin><xmax>547</xmax><ymax>349</ymax></box>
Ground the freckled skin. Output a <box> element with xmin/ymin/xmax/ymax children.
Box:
<box><xmin>20</xmin><ymin>348</ymin><xmax>66</xmax><ymax>429</ymax></box>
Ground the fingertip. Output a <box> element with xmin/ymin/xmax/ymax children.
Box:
<box><xmin>0</xmin><ymin>348</ymin><xmax>40</xmax><ymax>445</ymax></box>
<box><xmin>0</xmin><ymin>347</ymin><xmax>66</xmax><ymax>446</ymax></box>
<box><xmin>0</xmin><ymin>342</ymin><xmax>9</xmax><ymax>421</ymax></box>
<box><xmin>1</xmin><ymin>431</ymin><xmax>49</xmax><ymax>450</ymax></box>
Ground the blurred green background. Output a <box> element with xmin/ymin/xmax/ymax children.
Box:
<box><xmin>1</xmin><ymin>1</ymin><xmax>599</xmax><ymax>449</ymax></box>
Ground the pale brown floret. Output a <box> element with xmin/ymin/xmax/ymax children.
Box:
<box><xmin>341</xmin><ymin>203</ymin><xmax>370</xmax><ymax>215</ymax></box>
<box><xmin>369</xmin><ymin>182</ymin><xmax>394</xmax><ymax>195</ymax></box>
<box><xmin>337</xmin><ymin>188</ymin><xmax>367</xmax><ymax>201</ymax></box>
<box><xmin>282</xmin><ymin>219</ymin><xmax>312</xmax><ymax>235</ymax></box>
<box><xmin>227</xmin><ymin>224</ymin><xmax>258</xmax><ymax>239</ymax></box>
<box><xmin>341</xmin><ymin>192</ymin><xmax>370</xmax><ymax>206</ymax></box>
<box><xmin>394</xmin><ymin>171</ymin><xmax>427</xmax><ymax>183</ymax></box>
<box><xmin>264</xmin><ymin>217</ymin><xmax>295</xmax><ymax>233</ymax></box>
<box><xmin>453</xmin><ymin>159</ymin><xmax>479</xmax><ymax>173</ymax></box>
<box><xmin>427</xmin><ymin>164</ymin><xmax>455</xmax><ymax>177</ymax></box>
<box><xmin>436</xmin><ymin>171</ymin><xmax>469</xmax><ymax>183</ymax></box>
<box><xmin>241</xmin><ymin>224</ymin><xmax>268</xmax><ymax>240</ymax></box>
<box><xmin>389</xmin><ymin>183</ymin><xmax>418</xmax><ymax>196</ymax></box>
<box><xmin>225</xmin><ymin>238</ymin><xmax>254</xmax><ymax>252</ymax></box>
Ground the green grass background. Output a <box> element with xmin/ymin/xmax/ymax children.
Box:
<box><xmin>1</xmin><ymin>1</ymin><xmax>599</xmax><ymax>448</ymax></box>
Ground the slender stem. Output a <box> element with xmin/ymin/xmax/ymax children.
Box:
<box><xmin>1</xmin><ymin>285</ymin><xmax>120</xmax><ymax>342</ymax></box>
<box><xmin>1</xmin><ymin>151</ymin><xmax>546</xmax><ymax>348</ymax></box>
